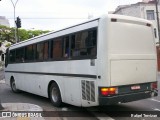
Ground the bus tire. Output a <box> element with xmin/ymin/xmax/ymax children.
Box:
<box><xmin>10</xmin><ymin>78</ymin><xmax>19</xmax><ymax>93</ymax></box>
<box><xmin>49</xmin><ymin>83</ymin><xmax>62</xmax><ymax>107</ymax></box>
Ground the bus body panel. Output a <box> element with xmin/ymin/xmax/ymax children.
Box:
<box><xmin>96</xmin><ymin>16</ymin><xmax>110</xmax><ymax>87</ymax></box>
<box><xmin>107</xmin><ymin>15</ymin><xmax>157</xmax><ymax>86</ymax></box>
<box><xmin>110</xmin><ymin>60</ymin><xmax>157</xmax><ymax>86</ymax></box>
<box><xmin>5</xmin><ymin>60</ymin><xmax>98</xmax><ymax>106</ymax></box>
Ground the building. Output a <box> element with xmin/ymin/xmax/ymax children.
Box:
<box><xmin>0</xmin><ymin>16</ymin><xmax>10</xmax><ymax>27</ymax></box>
<box><xmin>113</xmin><ymin>0</ymin><xmax>160</xmax><ymax>44</ymax></box>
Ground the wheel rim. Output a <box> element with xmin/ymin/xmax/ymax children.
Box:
<box><xmin>51</xmin><ymin>87</ymin><xmax>58</xmax><ymax>102</ymax></box>
<box><xmin>12</xmin><ymin>81</ymin><xmax>16</xmax><ymax>91</ymax></box>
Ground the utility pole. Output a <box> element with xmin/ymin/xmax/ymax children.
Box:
<box><xmin>15</xmin><ymin>16</ymin><xmax>21</xmax><ymax>42</ymax></box>
<box><xmin>10</xmin><ymin>0</ymin><xmax>19</xmax><ymax>43</ymax></box>
<box><xmin>155</xmin><ymin>0</ymin><xmax>160</xmax><ymax>46</ymax></box>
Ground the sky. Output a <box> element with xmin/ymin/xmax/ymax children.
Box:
<box><xmin>0</xmin><ymin>0</ymin><xmax>142</xmax><ymax>31</ymax></box>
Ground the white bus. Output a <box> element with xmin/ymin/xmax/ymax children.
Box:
<box><xmin>5</xmin><ymin>14</ymin><xmax>158</xmax><ymax>107</ymax></box>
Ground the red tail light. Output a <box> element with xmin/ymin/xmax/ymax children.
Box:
<box><xmin>151</xmin><ymin>82</ymin><xmax>157</xmax><ymax>90</ymax></box>
<box><xmin>100</xmin><ymin>87</ymin><xmax>118</xmax><ymax>96</ymax></box>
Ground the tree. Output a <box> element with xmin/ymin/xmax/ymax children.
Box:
<box><xmin>0</xmin><ymin>25</ymin><xmax>15</xmax><ymax>44</ymax></box>
<box><xmin>18</xmin><ymin>29</ymin><xmax>49</xmax><ymax>41</ymax></box>
<box><xmin>0</xmin><ymin>25</ymin><xmax>50</xmax><ymax>44</ymax></box>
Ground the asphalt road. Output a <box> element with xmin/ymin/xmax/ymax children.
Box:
<box><xmin>0</xmin><ymin>68</ymin><xmax>4</xmax><ymax>80</ymax></box>
<box><xmin>0</xmin><ymin>69</ymin><xmax>160</xmax><ymax>120</ymax></box>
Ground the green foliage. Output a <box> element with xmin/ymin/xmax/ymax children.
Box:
<box><xmin>5</xmin><ymin>43</ymin><xmax>11</xmax><ymax>47</ymax></box>
<box><xmin>0</xmin><ymin>25</ymin><xmax>14</xmax><ymax>43</ymax></box>
<box><xmin>0</xmin><ymin>25</ymin><xmax>51</xmax><ymax>44</ymax></box>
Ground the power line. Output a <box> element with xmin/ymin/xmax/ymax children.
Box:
<box><xmin>6</xmin><ymin>17</ymin><xmax>87</xmax><ymax>20</ymax></box>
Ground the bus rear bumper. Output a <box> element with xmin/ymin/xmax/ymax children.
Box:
<box><xmin>99</xmin><ymin>91</ymin><xmax>158</xmax><ymax>105</ymax></box>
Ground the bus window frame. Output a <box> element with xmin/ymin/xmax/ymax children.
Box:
<box><xmin>7</xmin><ymin>27</ymin><xmax>97</xmax><ymax>64</ymax></box>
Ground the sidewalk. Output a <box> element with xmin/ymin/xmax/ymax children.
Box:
<box><xmin>0</xmin><ymin>103</ymin><xmax>45</xmax><ymax>120</ymax></box>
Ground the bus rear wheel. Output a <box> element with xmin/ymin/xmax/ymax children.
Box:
<box><xmin>10</xmin><ymin>78</ymin><xmax>19</xmax><ymax>93</ymax></box>
<box><xmin>49</xmin><ymin>83</ymin><xmax>62</xmax><ymax>107</ymax></box>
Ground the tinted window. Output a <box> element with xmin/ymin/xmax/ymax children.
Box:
<box><xmin>9</xmin><ymin>50</ymin><xmax>15</xmax><ymax>63</ymax></box>
<box><xmin>44</xmin><ymin>42</ymin><xmax>49</xmax><ymax>60</ymax></box>
<box><xmin>71</xmin><ymin>29</ymin><xmax>97</xmax><ymax>57</ymax></box>
<box><xmin>87</xmin><ymin>29</ymin><xmax>97</xmax><ymax>56</ymax></box>
<box><xmin>25</xmin><ymin>45</ymin><xmax>33</xmax><ymax>61</ymax></box>
<box><xmin>51</xmin><ymin>38</ymin><xmax>63</xmax><ymax>59</ymax></box>
<box><xmin>8</xmin><ymin>28</ymin><xmax>97</xmax><ymax>63</ymax></box>
<box><xmin>63</xmin><ymin>36</ymin><xmax>69</xmax><ymax>58</ymax></box>
<box><xmin>36</xmin><ymin>43</ymin><xmax>44</xmax><ymax>60</ymax></box>
<box><xmin>16</xmin><ymin>47</ymin><xmax>24</xmax><ymax>62</ymax></box>
<box><xmin>32</xmin><ymin>44</ymin><xmax>36</xmax><ymax>60</ymax></box>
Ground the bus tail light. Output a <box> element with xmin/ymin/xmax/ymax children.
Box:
<box><xmin>151</xmin><ymin>82</ymin><xmax>157</xmax><ymax>90</ymax></box>
<box><xmin>100</xmin><ymin>87</ymin><xmax>118</xmax><ymax>96</ymax></box>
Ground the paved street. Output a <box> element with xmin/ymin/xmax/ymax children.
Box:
<box><xmin>0</xmin><ymin>68</ymin><xmax>4</xmax><ymax>80</ymax></box>
<box><xmin>0</xmin><ymin>69</ymin><xmax>160</xmax><ymax>120</ymax></box>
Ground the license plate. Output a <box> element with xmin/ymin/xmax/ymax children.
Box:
<box><xmin>131</xmin><ymin>85</ymin><xmax>141</xmax><ymax>90</ymax></box>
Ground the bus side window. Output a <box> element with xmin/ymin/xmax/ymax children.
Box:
<box><xmin>87</xmin><ymin>29</ymin><xmax>97</xmax><ymax>56</ymax></box>
<box><xmin>25</xmin><ymin>45</ymin><xmax>33</xmax><ymax>61</ymax></box>
<box><xmin>50</xmin><ymin>40</ymin><xmax>54</xmax><ymax>59</ymax></box>
<box><xmin>51</xmin><ymin>38</ymin><xmax>63</xmax><ymax>60</ymax></box>
<box><xmin>71</xmin><ymin>35</ymin><xmax>75</xmax><ymax>56</ymax></box>
<box><xmin>36</xmin><ymin>43</ymin><xmax>44</xmax><ymax>61</ymax></box>
<box><xmin>80</xmin><ymin>31</ymin><xmax>88</xmax><ymax>56</ymax></box>
<box><xmin>71</xmin><ymin>32</ymin><xmax>83</xmax><ymax>57</ymax></box>
<box><xmin>32</xmin><ymin>44</ymin><xmax>36</xmax><ymax>61</ymax></box>
<box><xmin>44</xmin><ymin>41</ymin><xmax>49</xmax><ymax>60</ymax></box>
<box><xmin>16</xmin><ymin>47</ymin><xmax>25</xmax><ymax>63</ymax></box>
<box><xmin>9</xmin><ymin>50</ymin><xmax>16</xmax><ymax>63</ymax></box>
<box><xmin>63</xmin><ymin>36</ymin><xmax>69</xmax><ymax>58</ymax></box>
<box><xmin>71</xmin><ymin>30</ymin><xmax>97</xmax><ymax>57</ymax></box>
